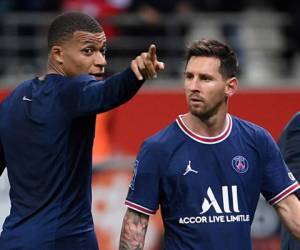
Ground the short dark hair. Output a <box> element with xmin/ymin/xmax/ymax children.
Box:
<box><xmin>185</xmin><ymin>39</ymin><xmax>238</xmax><ymax>79</ymax></box>
<box><xmin>47</xmin><ymin>12</ymin><xmax>103</xmax><ymax>52</ymax></box>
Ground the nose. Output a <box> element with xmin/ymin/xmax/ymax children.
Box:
<box><xmin>94</xmin><ymin>51</ymin><xmax>107</xmax><ymax>66</ymax></box>
<box><xmin>188</xmin><ymin>78</ymin><xmax>200</xmax><ymax>92</ymax></box>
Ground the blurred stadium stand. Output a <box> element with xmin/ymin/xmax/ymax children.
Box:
<box><xmin>1</xmin><ymin>8</ymin><xmax>300</xmax><ymax>250</ymax></box>
<box><xmin>0</xmin><ymin>10</ymin><xmax>300</xmax><ymax>87</ymax></box>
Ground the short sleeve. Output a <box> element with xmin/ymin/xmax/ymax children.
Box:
<box><xmin>260</xmin><ymin>129</ymin><xmax>300</xmax><ymax>206</ymax></box>
<box><xmin>125</xmin><ymin>141</ymin><xmax>161</xmax><ymax>216</ymax></box>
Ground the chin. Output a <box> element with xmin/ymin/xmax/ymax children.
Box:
<box><xmin>189</xmin><ymin>105</ymin><xmax>205</xmax><ymax>117</ymax></box>
<box><xmin>190</xmin><ymin>108</ymin><xmax>214</xmax><ymax>120</ymax></box>
<box><xmin>190</xmin><ymin>110</ymin><xmax>205</xmax><ymax>118</ymax></box>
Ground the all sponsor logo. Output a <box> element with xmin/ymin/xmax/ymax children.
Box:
<box><xmin>200</xmin><ymin>186</ymin><xmax>239</xmax><ymax>214</ymax></box>
<box><xmin>179</xmin><ymin>186</ymin><xmax>250</xmax><ymax>224</ymax></box>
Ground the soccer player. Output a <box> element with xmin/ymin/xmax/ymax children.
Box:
<box><xmin>0</xmin><ymin>12</ymin><xmax>164</xmax><ymax>250</ymax></box>
<box><xmin>279</xmin><ymin>112</ymin><xmax>300</xmax><ymax>250</ymax></box>
<box><xmin>119</xmin><ymin>39</ymin><xmax>300</xmax><ymax>250</ymax></box>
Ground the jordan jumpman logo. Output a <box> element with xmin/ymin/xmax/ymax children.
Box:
<box><xmin>183</xmin><ymin>161</ymin><xmax>198</xmax><ymax>175</ymax></box>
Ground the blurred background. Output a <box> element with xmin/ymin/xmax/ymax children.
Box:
<box><xmin>1</xmin><ymin>0</ymin><xmax>300</xmax><ymax>249</ymax></box>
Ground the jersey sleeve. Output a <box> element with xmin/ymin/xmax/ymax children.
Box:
<box><xmin>61</xmin><ymin>67</ymin><xmax>144</xmax><ymax>117</ymax></box>
<box><xmin>278</xmin><ymin>112</ymin><xmax>300</xmax><ymax>199</ymax></box>
<box><xmin>125</xmin><ymin>141</ymin><xmax>161</xmax><ymax>216</ymax></box>
<box><xmin>260</xmin><ymin>129</ymin><xmax>300</xmax><ymax>206</ymax></box>
<box><xmin>278</xmin><ymin>112</ymin><xmax>300</xmax><ymax>180</ymax></box>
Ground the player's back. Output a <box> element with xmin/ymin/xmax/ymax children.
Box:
<box><xmin>0</xmin><ymin>75</ymin><xmax>95</xmax><ymax>248</ymax></box>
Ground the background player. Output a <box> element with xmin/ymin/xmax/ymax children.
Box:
<box><xmin>119</xmin><ymin>39</ymin><xmax>300</xmax><ymax>250</ymax></box>
<box><xmin>0</xmin><ymin>11</ymin><xmax>164</xmax><ymax>250</ymax></box>
<box><xmin>279</xmin><ymin>112</ymin><xmax>300</xmax><ymax>250</ymax></box>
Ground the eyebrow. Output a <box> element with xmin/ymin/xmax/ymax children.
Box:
<box><xmin>81</xmin><ymin>41</ymin><xmax>107</xmax><ymax>47</ymax></box>
<box><xmin>184</xmin><ymin>71</ymin><xmax>214</xmax><ymax>78</ymax></box>
<box><xmin>81</xmin><ymin>40</ymin><xmax>98</xmax><ymax>45</ymax></box>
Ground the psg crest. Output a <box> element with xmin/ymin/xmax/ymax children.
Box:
<box><xmin>232</xmin><ymin>156</ymin><xmax>249</xmax><ymax>173</ymax></box>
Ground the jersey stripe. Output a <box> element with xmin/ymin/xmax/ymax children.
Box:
<box><xmin>125</xmin><ymin>200</ymin><xmax>156</xmax><ymax>215</ymax></box>
<box><xmin>268</xmin><ymin>182</ymin><xmax>300</xmax><ymax>206</ymax></box>
<box><xmin>176</xmin><ymin>114</ymin><xmax>232</xmax><ymax>144</ymax></box>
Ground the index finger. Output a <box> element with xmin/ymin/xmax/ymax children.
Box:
<box><xmin>148</xmin><ymin>44</ymin><xmax>156</xmax><ymax>62</ymax></box>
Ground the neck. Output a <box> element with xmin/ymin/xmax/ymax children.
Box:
<box><xmin>183</xmin><ymin>109</ymin><xmax>228</xmax><ymax>137</ymax></box>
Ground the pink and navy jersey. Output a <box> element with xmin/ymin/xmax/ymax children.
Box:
<box><xmin>125</xmin><ymin>114</ymin><xmax>299</xmax><ymax>250</ymax></box>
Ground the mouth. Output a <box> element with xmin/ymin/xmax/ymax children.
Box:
<box><xmin>89</xmin><ymin>72</ymin><xmax>104</xmax><ymax>80</ymax></box>
<box><xmin>189</xmin><ymin>96</ymin><xmax>204</xmax><ymax>103</ymax></box>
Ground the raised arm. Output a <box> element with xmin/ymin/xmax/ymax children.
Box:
<box><xmin>119</xmin><ymin>208</ymin><xmax>149</xmax><ymax>250</ymax></box>
<box><xmin>275</xmin><ymin>194</ymin><xmax>300</xmax><ymax>240</ymax></box>
<box><xmin>74</xmin><ymin>44</ymin><xmax>164</xmax><ymax>116</ymax></box>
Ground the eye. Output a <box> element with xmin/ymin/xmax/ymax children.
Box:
<box><xmin>184</xmin><ymin>72</ymin><xmax>193</xmax><ymax>80</ymax></box>
<box><xmin>200</xmin><ymin>74</ymin><xmax>213</xmax><ymax>81</ymax></box>
<box><xmin>82</xmin><ymin>47</ymin><xmax>94</xmax><ymax>55</ymax></box>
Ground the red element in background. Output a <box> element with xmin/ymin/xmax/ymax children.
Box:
<box><xmin>0</xmin><ymin>89</ymin><xmax>10</xmax><ymax>101</ymax></box>
<box><xmin>109</xmin><ymin>89</ymin><xmax>300</xmax><ymax>155</ymax></box>
<box><xmin>252</xmin><ymin>236</ymin><xmax>280</xmax><ymax>250</ymax></box>
<box><xmin>92</xmin><ymin>169</ymin><xmax>163</xmax><ymax>250</ymax></box>
<box><xmin>1</xmin><ymin>88</ymin><xmax>299</xmax><ymax>155</ymax></box>
<box><xmin>62</xmin><ymin>0</ymin><xmax>124</xmax><ymax>38</ymax></box>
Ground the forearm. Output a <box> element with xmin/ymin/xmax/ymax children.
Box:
<box><xmin>276</xmin><ymin>194</ymin><xmax>300</xmax><ymax>240</ymax></box>
<box><xmin>98</xmin><ymin>67</ymin><xmax>144</xmax><ymax>111</ymax></box>
<box><xmin>119</xmin><ymin>208</ymin><xmax>149</xmax><ymax>250</ymax></box>
<box><xmin>77</xmin><ymin>67</ymin><xmax>144</xmax><ymax>115</ymax></box>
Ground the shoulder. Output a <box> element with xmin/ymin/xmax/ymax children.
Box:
<box><xmin>283</xmin><ymin>112</ymin><xmax>300</xmax><ymax>131</ymax></box>
<box><xmin>231</xmin><ymin>115</ymin><xmax>273</xmax><ymax>143</ymax></box>
<box><xmin>58</xmin><ymin>74</ymin><xmax>97</xmax><ymax>103</ymax></box>
<box><xmin>136</xmin><ymin>121</ymin><xmax>181</xmax><ymax>171</ymax></box>
<box><xmin>141</xmin><ymin>121</ymin><xmax>181</xmax><ymax>154</ymax></box>
<box><xmin>290</xmin><ymin>111</ymin><xmax>300</xmax><ymax>121</ymax></box>
<box><xmin>2</xmin><ymin>79</ymin><xmax>32</xmax><ymax>104</ymax></box>
<box><xmin>278</xmin><ymin>111</ymin><xmax>300</xmax><ymax>148</ymax></box>
<box><xmin>60</xmin><ymin>74</ymin><xmax>96</xmax><ymax>91</ymax></box>
<box><xmin>70</xmin><ymin>74</ymin><xmax>96</xmax><ymax>85</ymax></box>
<box><xmin>12</xmin><ymin>79</ymin><xmax>33</xmax><ymax>93</ymax></box>
<box><xmin>232</xmin><ymin>115</ymin><xmax>269</xmax><ymax>134</ymax></box>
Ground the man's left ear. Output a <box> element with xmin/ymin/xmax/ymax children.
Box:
<box><xmin>225</xmin><ymin>77</ymin><xmax>238</xmax><ymax>97</ymax></box>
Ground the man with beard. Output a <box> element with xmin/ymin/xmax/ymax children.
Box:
<box><xmin>119</xmin><ymin>39</ymin><xmax>300</xmax><ymax>250</ymax></box>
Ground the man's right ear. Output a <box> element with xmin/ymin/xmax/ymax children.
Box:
<box><xmin>50</xmin><ymin>46</ymin><xmax>63</xmax><ymax>64</ymax></box>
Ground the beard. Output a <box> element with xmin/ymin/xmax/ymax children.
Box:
<box><xmin>189</xmin><ymin>99</ymin><xmax>224</xmax><ymax>121</ymax></box>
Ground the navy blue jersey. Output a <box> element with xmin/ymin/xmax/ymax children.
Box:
<box><xmin>126</xmin><ymin>114</ymin><xmax>299</xmax><ymax>250</ymax></box>
<box><xmin>278</xmin><ymin>111</ymin><xmax>300</xmax><ymax>250</ymax></box>
<box><xmin>0</xmin><ymin>67</ymin><xmax>143</xmax><ymax>249</ymax></box>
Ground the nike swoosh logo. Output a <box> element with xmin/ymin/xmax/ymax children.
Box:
<box><xmin>22</xmin><ymin>96</ymin><xmax>32</xmax><ymax>102</ymax></box>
